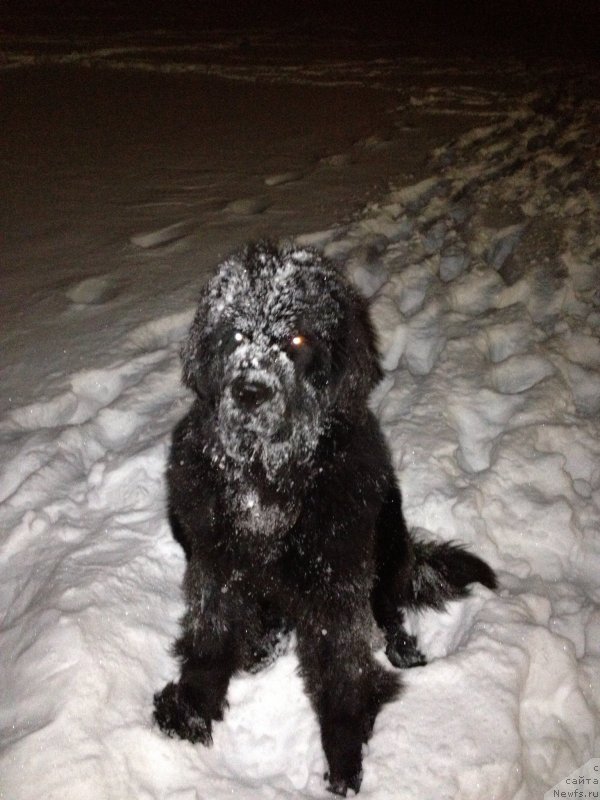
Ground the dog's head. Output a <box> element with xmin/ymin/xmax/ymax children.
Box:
<box><xmin>182</xmin><ymin>241</ymin><xmax>382</xmax><ymax>484</ymax></box>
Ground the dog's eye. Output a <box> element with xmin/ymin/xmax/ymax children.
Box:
<box><xmin>231</xmin><ymin>331</ymin><xmax>249</xmax><ymax>347</ymax></box>
<box><xmin>219</xmin><ymin>330</ymin><xmax>246</xmax><ymax>356</ymax></box>
<box><xmin>290</xmin><ymin>334</ymin><xmax>307</xmax><ymax>349</ymax></box>
<box><xmin>285</xmin><ymin>333</ymin><xmax>315</xmax><ymax>367</ymax></box>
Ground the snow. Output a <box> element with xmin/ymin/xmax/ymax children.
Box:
<box><xmin>1</xmin><ymin>27</ymin><xmax>599</xmax><ymax>800</ymax></box>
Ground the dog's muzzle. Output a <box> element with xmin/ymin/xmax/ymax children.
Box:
<box><xmin>219</xmin><ymin>358</ymin><xmax>288</xmax><ymax>442</ymax></box>
<box><xmin>230</xmin><ymin>376</ymin><xmax>275</xmax><ymax>411</ymax></box>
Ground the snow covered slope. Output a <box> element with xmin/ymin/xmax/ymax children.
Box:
<box><xmin>1</xmin><ymin>40</ymin><xmax>599</xmax><ymax>800</ymax></box>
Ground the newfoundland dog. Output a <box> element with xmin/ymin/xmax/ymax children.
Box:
<box><xmin>153</xmin><ymin>241</ymin><xmax>496</xmax><ymax>796</ymax></box>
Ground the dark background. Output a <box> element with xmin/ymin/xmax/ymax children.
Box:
<box><xmin>3</xmin><ymin>0</ymin><xmax>599</xmax><ymax>58</ymax></box>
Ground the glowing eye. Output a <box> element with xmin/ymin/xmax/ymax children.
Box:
<box><xmin>234</xmin><ymin>332</ymin><xmax>244</xmax><ymax>342</ymax></box>
<box><xmin>291</xmin><ymin>335</ymin><xmax>306</xmax><ymax>347</ymax></box>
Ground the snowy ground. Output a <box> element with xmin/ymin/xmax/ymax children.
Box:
<box><xmin>1</xmin><ymin>30</ymin><xmax>599</xmax><ymax>800</ymax></box>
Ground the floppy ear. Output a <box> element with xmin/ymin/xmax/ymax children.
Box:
<box><xmin>180</xmin><ymin>288</ymin><xmax>212</xmax><ymax>393</ymax></box>
<box><xmin>333</xmin><ymin>286</ymin><xmax>383</xmax><ymax>419</ymax></box>
<box><xmin>355</xmin><ymin>294</ymin><xmax>384</xmax><ymax>389</ymax></box>
<box><xmin>179</xmin><ymin>246</ymin><xmax>251</xmax><ymax>395</ymax></box>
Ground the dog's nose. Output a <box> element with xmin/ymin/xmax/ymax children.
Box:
<box><xmin>230</xmin><ymin>377</ymin><xmax>274</xmax><ymax>410</ymax></box>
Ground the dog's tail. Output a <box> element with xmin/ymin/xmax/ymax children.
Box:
<box><xmin>407</xmin><ymin>538</ymin><xmax>497</xmax><ymax>610</ymax></box>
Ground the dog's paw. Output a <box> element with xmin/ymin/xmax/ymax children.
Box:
<box><xmin>325</xmin><ymin>768</ymin><xmax>363</xmax><ymax>797</ymax></box>
<box><xmin>153</xmin><ymin>681</ymin><xmax>213</xmax><ymax>745</ymax></box>
<box><xmin>385</xmin><ymin>631</ymin><xmax>427</xmax><ymax>669</ymax></box>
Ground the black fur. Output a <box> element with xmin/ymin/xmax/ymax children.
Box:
<box><xmin>153</xmin><ymin>241</ymin><xmax>496</xmax><ymax>796</ymax></box>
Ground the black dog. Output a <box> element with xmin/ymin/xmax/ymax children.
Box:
<box><xmin>153</xmin><ymin>241</ymin><xmax>496</xmax><ymax>796</ymax></box>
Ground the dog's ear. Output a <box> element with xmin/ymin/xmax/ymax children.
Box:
<box><xmin>355</xmin><ymin>294</ymin><xmax>384</xmax><ymax>389</ymax></box>
<box><xmin>180</xmin><ymin>289</ymin><xmax>212</xmax><ymax>394</ymax></box>
<box><xmin>333</xmin><ymin>287</ymin><xmax>383</xmax><ymax>418</ymax></box>
<box><xmin>179</xmin><ymin>246</ymin><xmax>251</xmax><ymax>396</ymax></box>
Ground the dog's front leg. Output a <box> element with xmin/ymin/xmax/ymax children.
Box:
<box><xmin>297</xmin><ymin>606</ymin><xmax>400</xmax><ymax>796</ymax></box>
<box><xmin>153</xmin><ymin>569</ymin><xmax>243</xmax><ymax>745</ymax></box>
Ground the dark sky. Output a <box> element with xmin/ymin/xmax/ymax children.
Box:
<box><xmin>3</xmin><ymin>0</ymin><xmax>599</xmax><ymax>57</ymax></box>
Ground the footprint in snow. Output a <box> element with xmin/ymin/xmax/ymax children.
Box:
<box><xmin>403</xmin><ymin>302</ymin><xmax>446</xmax><ymax>376</ymax></box>
<box><xmin>66</xmin><ymin>275</ymin><xmax>119</xmax><ymax>305</ymax></box>
<box><xmin>484</xmin><ymin>320</ymin><xmax>536</xmax><ymax>363</ymax></box>
<box><xmin>264</xmin><ymin>170</ymin><xmax>304</xmax><ymax>187</ymax></box>
<box><xmin>130</xmin><ymin>219</ymin><xmax>195</xmax><ymax>249</ymax></box>
<box><xmin>9</xmin><ymin>313</ymin><xmax>191</xmax><ymax>435</ymax></box>
<box><xmin>439</xmin><ymin>244</ymin><xmax>470</xmax><ymax>282</ymax></box>
<box><xmin>449</xmin><ymin>269</ymin><xmax>504</xmax><ymax>315</ymax></box>
<box><xmin>555</xmin><ymin>358</ymin><xmax>600</xmax><ymax>417</ymax></box>
<box><xmin>485</xmin><ymin>224</ymin><xmax>525</xmax><ymax>270</ymax></box>
<box><xmin>295</xmin><ymin>228</ymin><xmax>343</xmax><ymax>250</ymax></box>
<box><xmin>489</xmin><ymin>354</ymin><xmax>554</xmax><ymax>395</ymax></box>
<box><xmin>224</xmin><ymin>197</ymin><xmax>271</xmax><ymax>215</ymax></box>
<box><xmin>447</xmin><ymin>390</ymin><xmax>523</xmax><ymax>473</ymax></box>
<box><xmin>360</xmin><ymin>134</ymin><xmax>394</xmax><ymax>151</ymax></box>
<box><xmin>319</xmin><ymin>152</ymin><xmax>353</xmax><ymax>167</ymax></box>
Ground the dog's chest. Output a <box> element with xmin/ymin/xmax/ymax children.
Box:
<box><xmin>227</xmin><ymin>485</ymin><xmax>296</xmax><ymax>536</ymax></box>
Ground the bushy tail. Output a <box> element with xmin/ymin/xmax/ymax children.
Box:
<box><xmin>407</xmin><ymin>538</ymin><xmax>497</xmax><ymax>611</ymax></box>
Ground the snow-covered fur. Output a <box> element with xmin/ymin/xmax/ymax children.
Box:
<box><xmin>153</xmin><ymin>241</ymin><xmax>496</xmax><ymax>796</ymax></box>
